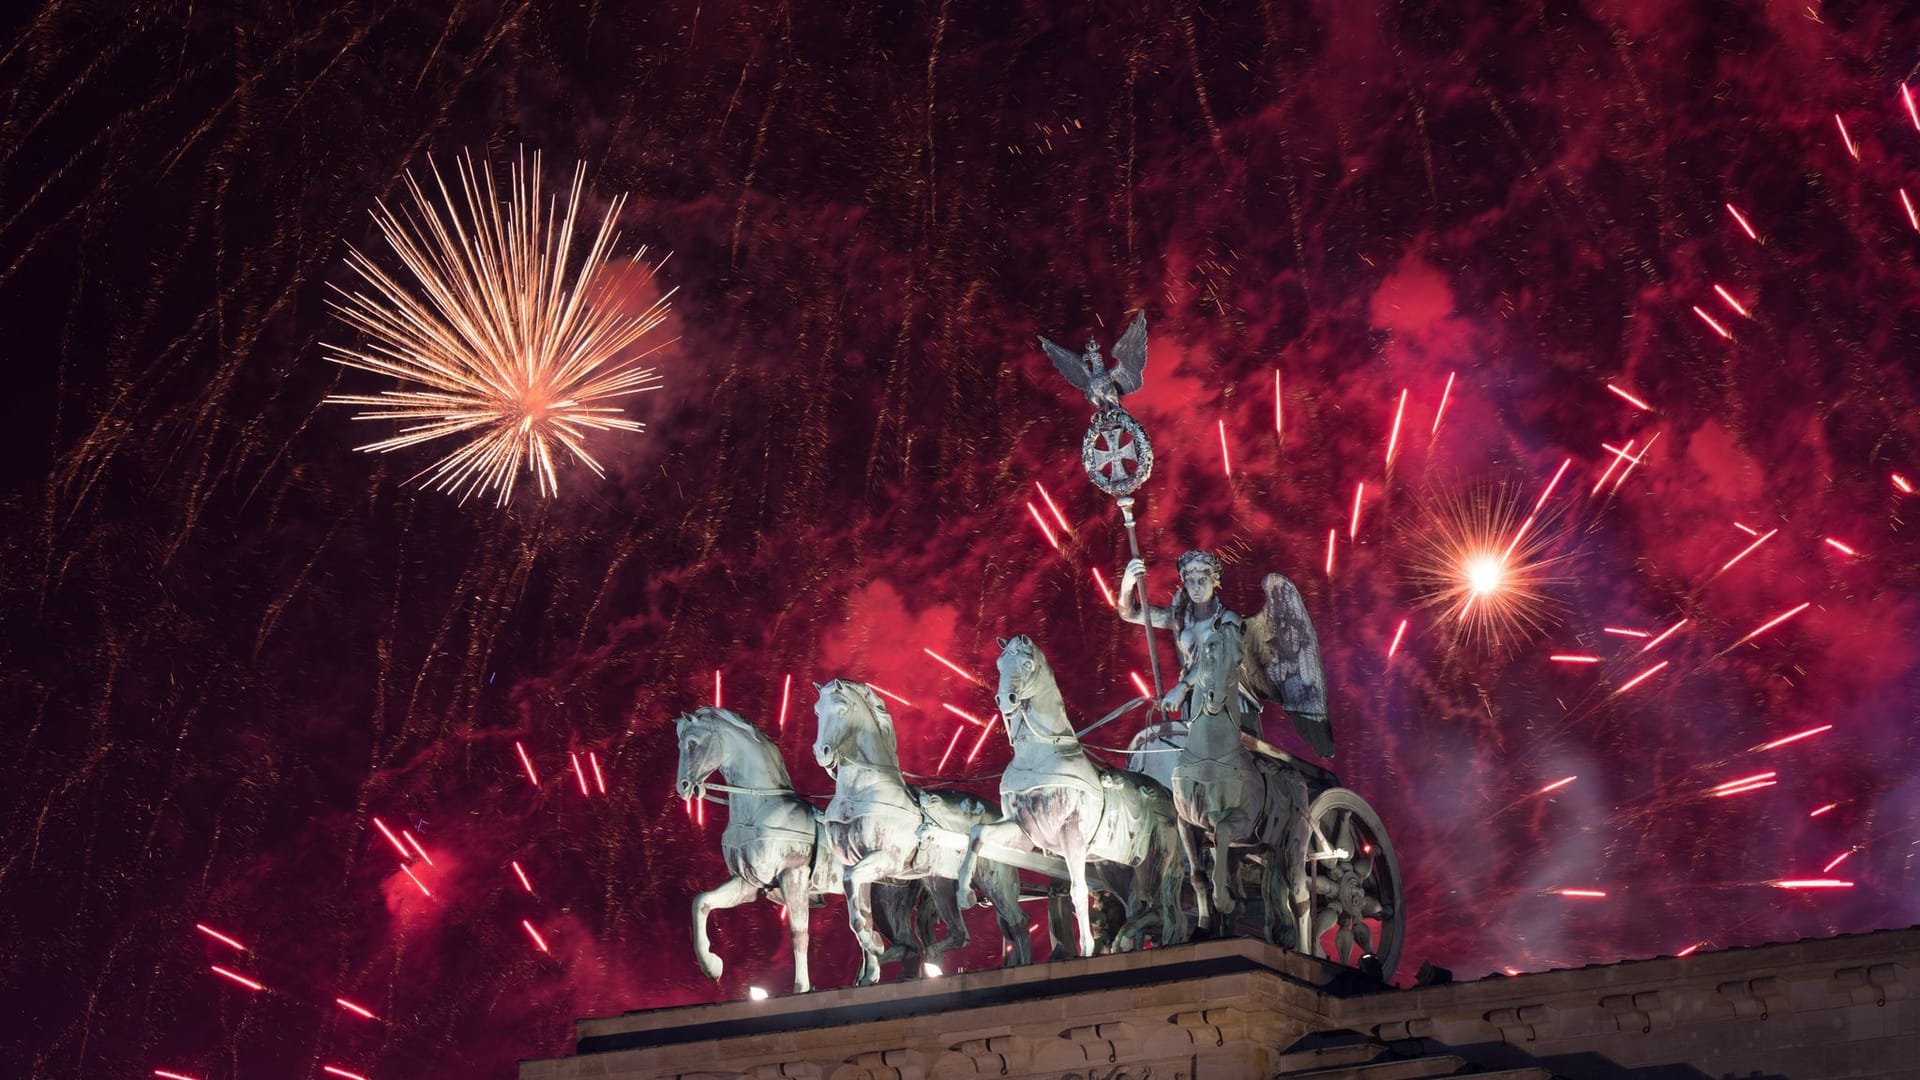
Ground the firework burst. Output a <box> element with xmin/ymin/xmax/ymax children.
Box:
<box><xmin>322</xmin><ymin>150</ymin><xmax>675</xmax><ymax>504</ymax></box>
<box><xmin>1407</xmin><ymin>482</ymin><xmax>1573</xmax><ymax>650</ymax></box>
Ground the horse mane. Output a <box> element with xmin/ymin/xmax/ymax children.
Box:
<box><xmin>825</xmin><ymin>679</ymin><xmax>900</xmax><ymax>767</ymax></box>
<box><xmin>700</xmin><ymin>706</ymin><xmax>793</xmax><ymax>787</ymax></box>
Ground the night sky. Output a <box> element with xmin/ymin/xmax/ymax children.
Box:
<box><xmin>4</xmin><ymin>2</ymin><xmax>1919</xmax><ymax>1078</ymax></box>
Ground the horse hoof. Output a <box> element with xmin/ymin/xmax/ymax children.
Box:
<box><xmin>699</xmin><ymin>955</ymin><xmax>724</xmax><ymax>981</ymax></box>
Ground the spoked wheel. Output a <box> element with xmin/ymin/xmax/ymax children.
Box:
<box><xmin>1301</xmin><ymin>787</ymin><xmax>1404</xmax><ymax>982</ymax></box>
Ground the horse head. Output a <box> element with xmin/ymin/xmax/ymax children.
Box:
<box><xmin>811</xmin><ymin>679</ymin><xmax>898</xmax><ymax>772</ymax></box>
<box><xmin>1189</xmin><ymin>618</ymin><xmax>1247</xmax><ymax>718</ymax></box>
<box><xmin>675</xmin><ymin>707</ymin><xmax>726</xmax><ymax>800</ymax></box>
<box><xmin>994</xmin><ymin>634</ymin><xmax>1040</xmax><ymax>716</ymax></box>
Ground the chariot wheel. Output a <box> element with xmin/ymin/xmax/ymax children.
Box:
<box><xmin>1301</xmin><ymin>787</ymin><xmax>1404</xmax><ymax>982</ymax></box>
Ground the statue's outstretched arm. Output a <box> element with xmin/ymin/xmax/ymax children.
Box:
<box><xmin>1118</xmin><ymin>558</ymin><xmax>1177</xmax><ymax>630</ymax></box>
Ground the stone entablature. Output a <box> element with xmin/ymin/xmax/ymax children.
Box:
<box><xmin>519</xmin><ymin>927</ymin><xmax>1917</xmax><ymax>1079</ymax></box>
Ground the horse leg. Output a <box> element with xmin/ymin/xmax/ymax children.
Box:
<box><xmin>1062</xmin><ymin>825</ymin><xmax>1096</xmax><ymax>959</ymax></box>
<box><xmin>843</xmin><ymin>857</ymin><xmax>891</xmax><ymax>987</ymax></box>
<box><xmin>776</xmin><ymin>865</ymin><xmax>814</xmax><ymax>992</ymax></box>
<box><xmin>958</xmin><ymin>818</ymin><xmax>1025</xmax><ymax>911</ymax></box>
<box><xmin>691</xmin><ymin>875</ymin><xmax>759</xmax><ymax>981</ymax></box>
<box><xmin>1176</xmin><ymin>817</ymin><xmax>1214</xmax><ymax>936</ymax></box>
<box><xmin>927</xmin><ymin>876</ymin><xmax>970</xmax><ymax>964</ymax></box>
<box><xmin>981</xmin><ymin>860</ymin><xmax>1032</xmax><ymax>966</ymax></box>
<box><xmin>1208</xmin><ymin>809</ymin><xmax>1236</xmax><ymax>927</ymax></box>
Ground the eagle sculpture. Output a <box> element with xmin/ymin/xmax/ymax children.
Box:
<box><xmin>1041</xmin><ymin>311</ymin><xmax>1149</xmax><ymax>413</ymax></box>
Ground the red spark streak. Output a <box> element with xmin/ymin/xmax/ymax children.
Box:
<box><xmin>336</xmin><ymin>997</ymin><xmax>377</xmax><ymax>1020</ymax></box>
<box><xmin>512</xmin><ymin>861</ymin><xmax>534</xmax><ymax>893</ymax></box>
<box><xmin>1733</xmin><ymin>522</ymin><xmax>1759</xmax><ymax>536</ymax></box>
<box><xmin>1710</xmin><ymin>771</ymin><xmax>1778</xmax><ymax>792</ymax></box>
<box><xmin>400</xmin><ymin>864</ymin><xmax>432</xmax><ymax>897</ymax></box>
<box><xmin>1835</xmin><ymin>113</ymin><xmax>1859</xmax><ymax>160</ymax></box>
<box><xmin>1902</xmin><ymin>190</ymin><xmax>1919</xmax><ymax>233</ymax></box>
<box><xmin>1895</xmin><ymin>474</ymin><xmax>1915</xmax><ymax>494</ymax></box>
<box><xmin>1712</xmin><ymin>780</ymin><xmax>1777</xmax><ymax>797</ymax></box>
<box><xmin>1773</xmin><ymin>879</ymin><xmax>1853</xmax><ymax>890</ymax></box>
<box><xmin>964</xmin><ymin>720</ymin><xmax>996</xmax><ymax>764</ymax></box>
<box><xmin>402</xmin><ymin>831</ymin><xmax>433</xmax><ymax>865</ymax></box>
<box><xmin>1034</xmin><ymin>482</ymin><xmax>1072</xmax><ymax>536</ymax></box>
<box><xmin>1732</xmin><ymin>601</ymin><xmax>1811</xmax><ymax>648</ymax></box>
<box><xmin>869</xmin><ymin>683</ymin><xmax>914</xmax><ymax>708</ymax></box>
<box><xmin>1905</xmin><ymin>84</ymin><xmax>1920</xmax><ymax>132</ymax></box>
<box><xmin>1606</xmin><ymin>383</ymin><xmax>1652</xmax><ymax>411</ymax></box>
<box><xmin>570</xmin><ymin>752</ymin><xmax>590</xmax><ymax>797</ymax></box>
<box><xmin>1324</xmin><ymin>529</ymin><xmax>1337</xmax><ymax>577</ymax></box>
<box><xmin>1613</xmin><ymin>660</ymin><xmax>1668</xmax><ymax>695</ymax></box>
<box><xmin>1129</xmin><ymin>671</ymin><xmax>1153</xmax><ymax>701</ymax></box>
<box><xmin>1273</xmin><ymin>370</ymin><xmax>1283</xmax><ymax>438</ymax></box>
<box><xmin>1500</xmin><ymin>513</ymin><xmax>1535</xmax><ymax>564</ymax></box>
<box><xmin>777</xmin><ymin>674</ymin><xmax>792</xmax><ymax>731</ymax></box>
<box><xmin>1431</xmin><ymin>372</ymin><xmax>1455</xmax><ymax>436</ymax></box>
<box><xmin>1386</xmin><ymin>619</ymin><xmax>1407</xmax><ymax>660</ymax></box>
<box><xmin>1385</xmin><ymin>389</ymin><xmax>1407</xmax><ymax>467</ymax></box>
<box><xmin>154</xmin><ymin>1072</ymin><xmax>201</xmax><ymax>1080</ymax></box>
<box><xmin>1217</xmin><ymin>419</ymin><xmax>1232</xmax><ymax>478</ymax></box>
<box><xmin>194</xmin><ymin>923</ymin><xmax>246</xmax><ymax>951</ymax></box>
<box><xmin>941</xmin><ymin>702</ymin><xmax>988</xmax><ymax>727</ymax></box>
<box><xmin>713</xmin><ymin>669</ymin><xmax>723</xmax><ymax>708</ymax></box>
<box><xmin>514</xmin><ymin>742</ymin><xmax>539</xmax><ymax>788</ymax></box>
<box><xmin>323</xmin><ymin>1066</ymin><xmax>372</xmax><ymax>1080</ymax></box>
<box><xmin>1822</xmin><ymin>850</ymin><xmax>1854</xmax><ymax>874</ymax></box>
<box><xmin>371</xmin><ymin>817</ymin><xmax>411</xmax><ymax>860</ymax></box>
<box><xmin>1602</xmin><ymin>627</ymin><xmax>1650</xmax><ymax>638</ymax></box>
<box><xmin>1641</xmin><ymin>618</ymin><xmax>1688</xmax><ymax>653</ymax></box>
<box><xmin>1591</xmin><ymin>440</ymin><xmax>1636</xmax><ymax>494</ymax></box>
<box><xmin>1610</xmin><ymin>431</ymin><xmax>1655</xmax><ymax>490</ymax></box>
<box><xmin>924</xmin><ymin>648</ymin><xmax>986</xmax><ymax>686</ymax></box>
<box><xmin>933</xmin><ymin>726</ymin><xmax>960</xmax><ymax>768</ymax></box>
<box><xmin>1692</xmin><ymin>305</ymin><xmax>1732</xmax><ymax>339</ymax></box>
<box><xmin>589</xmin><ymin>750</ymin><xmax>606</xmax><ymax>793</ymax></box>
<box><xmin>1676</xmin><ymin>944</ymin><xmax>1702</xmax><ymax>958</ymax></box>
<box><xmin>1719</xmin><ymin>528</ymin><xmax>1777</xmax><ymax>573</ymax></box>
<box><xmin>522</xmin><ymin>920</ymin><xmax>550</xmax><ymax>953</ymax></box>
<box><xmin>1531</xmin><ymin>458</ymin><xmax>1572</xmax><ymax>515</ymax></box>
<box><xmin>1712</xmin><ymin>284</ymin><xmax>1750</xmax><ymax>317</ymax></box>
<box><xmin>1537</xmin><ymin>775</ymin><xmax>1578</xmax><ymax>795</ymax></box>
<box><xmin>1822</xmin><ymin>537</ymin><xmax>1857</xmax><ymax>557</ymax></box>
<box><xmin>1025</xmin><ymin>501</ymin><xmax>1061</xmax><ymax>550</ymax></box>
<box><xmin>1348</xmin><ymin>483</ymin><xmax>1365</xmax><ymax>540</ymax></box>
<box><xmin>1758</xmin><ymin>724</ymin><xmax>1832</xmax><ymax>751</ymax></box>
<box><xmin>1726</xmin><ymin>202</ymin><xmax>1759</xmax><ymax>241</ymax></box>
<box><xmin>1549</xmin><ymin>655</ymin><xmax>1601</xmax><ymax>664</ymax></box>
<box><xmin>1553</xmin><ymin>889</ymin><xmax>1608</xmax><ymax>898</ymax></box>
<box><xmin>210</xmin><ymin>965</ymin><xmax>264</xmax><ymax>991</ymax></box>
<box><xmin>1810</xmin><ymin>803</ymin><xmax>1838</xmax><ymax>818</ymax></box>
<box><xmin>1090</xmin><ymin>567</ymin><xmax>1116</xmax><ymax>608</ymax></box>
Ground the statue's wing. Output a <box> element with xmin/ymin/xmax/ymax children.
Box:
<box><xmin>1108</xmin><ymin>312</ymin><xmax>1149</xmax><ymax>394</ymax></box>
<box><xmin>1239</xmin><ymin>572</ymin><xmax>1334</xmax><ymax>757</ymax></box>
<box><xmin>1040</xmin><ymin>335</ymin><xmax>1094</xmax><ymax>392</ymax></box>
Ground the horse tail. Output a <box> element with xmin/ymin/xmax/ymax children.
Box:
<box><xmin>1156</xmin><ymin>818</ymin><xmax>1191</xmax><ymax>946</ymax></box>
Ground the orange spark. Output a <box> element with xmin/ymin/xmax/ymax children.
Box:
<box><xmin>522</xmin><ymin>920</ymin><xmax>550</xmax><ymax>953</ymax></box>
<box><xmin>1731</xmin><ymin>601</ymin><xmax>1810</xmax><ymax>648</ymax></box>
<box><xmin>514</xmin><ymin>742</ymin><xmax>539</xmax><ymax>788</ymax></box>
<box><xmin>1712</xmin><ymin>284</ymin><xmax>1750</xmax><ymax>317</ymax></box>
<box><xmin>1613</xmin><ymin>659</ymin><xmax>1668</xmax><ymax>695</ymax></box>
<box><xmin>1895</xmin><ymin>474</ymin><xmax>1914</xmax><ymax>494</ymax></box>
<box><xmin>512</xmin><ymin>861</ymin><xmax>534</xmax><ymax>893</ymax></box>
<box><xmin>1025</xmin><ymin>501</ymin><xmax>1061</xmax><ymax>550</ymax></box>
<box><xmin>924</xmin><ymin>648</ymin><xmax>985</xmax><ymax>686</ymax></box>
<box><xmin>1641</xmin><ymin>618</ymin><xmax>1688</xmax><ymax>653</ymax></box>
<box><xmin>1386</xmin><ymin>618</ymin><xmax>1408</xmax><ymax>660</ymax></box>
<box><xmin>336</xmin><ymin>998</ymin><xmax>377</xmax><ymax>1020</ymax></box>
<box><xmin>1606</xmin><ymin>382</ymin><xmax>1652</xmax><ymax>411</ymax></box>
<box><xmin>1757</xmin><ymin>724</ymin><xmax>1832</xmax><ymax>751</ymax></box>
<box><xmin>1536</xmin><ymin>775</ymin><xmax>1578</xmax><ymax>795</ymax></box>
<box><xmin>1675</xmin><ymin>944</ymin><xmax>1702</xmax><ymax>957</ymax></box>
<box><xmin>1810</xmin><ymin>803</ymin><xmax>1838</xmax><ymax>818</ymax></box>
<box><xmin>1725</xmin><ymin>202</ymin><xmax>1759</xmax><ymax>241</ymax></box>
<box><xmin>1035</xmin><ymin>482</ymin><xmax>1072</xmax><ymax>535</ymax></box>
<box><xmin>1217</xmin><ymin>419</ymin><xmax>1232</xmax><ymax>478</ymax></box>
<box><xmin>1349</xmin><ymin>483</ymin><xmax>1365</xmax><ymax>540</ymax></box>
<box><xmin>1719</xmin><ymin>528</ymin><xmax>1777</xmax><ymax>573</ymax></box>
<box><xmin>1385</xmin><ymin>388</ymin><xmax>1408</xmax><ymax>467</ymax></box>
<box><xmin>1822</xmin><ymin>850</ymin><xmax>1854</xmax><ymax>874</ymax></box>
<box><xmin>1822</xmin><ymin>537</ymin><xmax>1857</xmax><ymax>557</ymax></box>
<box><xmin>194</xmin><ymin>923</ymin><xmax>247</xmax><ymax>952</ymax></box>
<box><xmin>1552</xmin><ymin>888</ymin><xmax>1607</xmax><ymax>899</ymax></box>
<box><xmin>1835</xmin><ymin>113</ymin><xmax>1859</xmax><ymax>160</ymax></box>
<box><xmin>210</xmin><ymin>965</ymin><xmax>264</xmax><ymax>992</ymax></box>
<box><xmin>1549</xmin><ymin>654</ymin><xmax>1601</xmax><ymax>664</ymax></box>
<box><xmin>1692</xmin><ymin>305</ymin><xmax>1732</xmax><ymax>339</ymax></box>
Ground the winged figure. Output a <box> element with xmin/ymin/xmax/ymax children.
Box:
<box><xmin>1041</xmin><ymin>311</ymin><xmax>1148</xmax><ymax>413</ymax></box>
<box><xmin>1239</xmin><ymin>572</ymin><xmax>1335</xmax><ymax>758</ymax></box>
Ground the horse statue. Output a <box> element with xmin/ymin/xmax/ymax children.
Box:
<box><xmin>675</xmin><ymin>706</ymin><xmax>936</xmax><ymax>993</ymax></box>
<box><xmin>810</xmin><ymin>679</ymin><xmax>1032</xmax><ymax>986</ymax></box>
<box><xmin>954</xmin><ymin>635</ymin><xmax>1188</xmax><ymax>958</ymax></box>
<box><xmin>1171</xmin><ymin>615</ymin><xmax>1312</xmax><ymax>944</ymax></box>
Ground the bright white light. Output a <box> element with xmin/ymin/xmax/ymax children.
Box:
<box><xmin>922</xmin><ymin>963</ymin><xmax>943</xmax><ymax>978</ymax></box>
<box><xmin>748</xmin><ymin>986</ymin><xmax>770</xmax><ymax>1001</ymax></box>
<box><xmin>1466</xmin><ymin>556</ymin><xmax>1503</xmax><ymax>596</ymax></box>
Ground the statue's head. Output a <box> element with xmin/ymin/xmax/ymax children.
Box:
<box><xmin>1176</xmin><ymin>549</ymin><xmax>1224</xmax><ymax>607</ymax></box>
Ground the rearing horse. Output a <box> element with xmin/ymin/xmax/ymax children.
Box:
<box><xmin>1172</xmin><ymin>617</ymin><xmax>1311</xmax><ymax>944</ymax></box>
<box><xmin>955</xmin><ymin>635</ymin><xmax>1188</xmax><ymax>957</ymax></box>
<box><xmin>675</xmin><ymin>706</ymin><xmax>933</xmax><ymax>993</ymax></box>
<box><xmin>811</xmin><ymin>679</ymin><xmax>1031</xmax><ymax>986</ymax></box>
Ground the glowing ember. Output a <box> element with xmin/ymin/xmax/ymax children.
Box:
<box><xmin>1431</xmin><ymin>371</ymin><xmax>1455</xmax><ymax>435</ymax></box>
<box><xmin>1549</xmin><ymin>654</ymin><xmax>1601</xmax><ymax>663</ymax></box>
<box><xmin>1692</xmin><ymin>305</ymin><xmax>1732</xmax><ymax>339</ymax></box>
<box><xmin>1895</xmin><ymin>474</ymin><xmax>1914</xmax><ymax>494</ymax></box>
<box><xmin>402</xmin><ymin>831</ymin><xmax>433</xmax><ymax>865</ymax></box>
<box><xmin>1385</xmin><ymin>388</ymin><xmax>1407</xmax><ymax>467</ymax></box>
<box><xmin>400</xmin><ymin>864</ymin><xmax>432</xmax><ymax>897</ymax></box>
<box><xmin>1725</xmin><ymin>201</ymin><xmax>1760</xmax><ymax>241</ymax></box>
<box><xmin>1810</xmin><ymin>803</ymin><xmax>1839</xmax><ymax>818</ymax></box>
<box><xmin>1536</xmin><ymin>775</ymin><xmax>1578</xmax><ymax>795</ymax></box>
<box><xmin>1216</xmin><ymin>419</ymin><xmax>1232</xmax><ymax>478</ymax></box>
<box><xmin>1771</xmin><ymin>879</ymin><xmax>1854</xmax><ymax>890</ymax></box>
<box><xmin>1605</xmin><ymin>382</ymin><xmax>1652</xmax><ymax>411</ymax></box>
<box><xmin>713</xmin><ymin>669</ymin><xmax>723</xmax><ymax>708</ymax></box>
<box><xmin>209</xmin><ymin>965</ymin><xmax>264</xmax><ymax>992</ymax></box>
<box><xmin>1822</xmin><ymin>537</ymin><xmax>1857</xmax><ymax>557</ymax></box>
<box><xmin>522</xmin><ymin>920</ymin><xmax>550</xmax><ymax>953</ymax></box>
<box><xmin>570</xmin><ymin>752</ymin><xmax>590</xmax><ymax>797</ymax></box>
<box><xmin>1729</xmin><ymin>601</ymin><xmax>1811</xmax><ymax>649</ymax></box>
<box><xmin>336</xmin><ymin>998</ymin><xmax>377</xmax><ymax>1020</ymax></box>
<box><xmin>193</xmin><ymin>923</ymin><xmax>247</xmax><ymax>952</ymax></box>
<box><xmin>1128</xmin><ymin>671</ymin><xmax>1154</xmax><ymax>701</ymax></box>
<box><xmin>1034</xmin><ymin>482</ymin><xmax>1072</xmax><ymax>535</ymax></box>
<box><xmin>1349</xmin><ymin>482</ymin><xmax>1366</xmax><ymax>540</ymax></box>
<box><xmin>1834</xmin><ymin>113</ymin><xmax>1859</xmax><ymax>160</ymax></box>
<box><xmin>1551</xmin><ymin>888</ymin><xmax>1607</xmax><ymax>899</ymax></box>
<box><xmin>868</xmin><ymin>683</ymin><xmax>915</xmax><ymax>708</ymax></box>
<box><xmin>322</xmin><ymin>1067</ymin><xmax>372</xmax><ymax>1080</ymax></box>
<box><xmin>1386</xmin><ymin>618</ymin><xmax>1408</xmax><ymax>660</ymax></box>
<box><xmin>1612</xmin><ymin>660</ymin><xmax>1668</xmax><ymax>695</ymax></box>
<box><xmin>1025</xmin><ymin>501</ymin><xmax>1061</xmax><ymax>550</ymax></box>
<box><xmin>1718</xmin><ymin>528</ymin><xmax>1777</xmax><ymax>574</ymax></box>
<box><xmin>1757</xmin><ymin>725</ymin><xmax>1832</xmax><ymax>751</ymax></box>
<box><xmin>511</xmin><ymin>861</ymin><xmax>534</xmax><ymax>893</ymax></box>
<box><xmin>1675</xmin><ymin>944</ymin><xmax>1702</xmax><ymax>958</ymax></box>
<box><xmin>1325</xmin><ymin>528</ymin><xmax>1337</xmax><ymax>577</ymax></box>
<box><xmin>776</xmin><ymin>675</ymin><xmax>793</xmax><ymax>731</ymax></box>
<box><xmin>371</xmin><ymin>817</ymin><xmax>412</xmax><ymax>860</ymax></box>
<box><xmin>941</xmin><ymin>702</ymin><xmax>988</xmax><ymax>727</ymax></box>
<box><xmin>1712</xmin><ymin>284</ymin><xmax>1750</xmax><ymax>317</ymax></box>
<box><xmin>514</xmin><ymin>742</ymin><xmax>540</xmax><ymax>788</ymax></box>
<box><xmin>589</xmin><ymin>750</ymin><xmax>606</xmax><ymax>793</ymax></box>
<box><xmin>1821</xmin><ymin>850</ymin><xmax>1854</xmax><ymax>874</ymax></box>
<box><xmin>923</xmin><ymin>648</ymin><xmax>986</xmax><ymax>687</ymax></box>
<box><xmin>1640</xmin><ymin>618</ymin><xmax>1688</xmax><ymax>653</ymax></box>
<box><xmin>1090</xmin><ymin>567</ymin><xmax>1117</xmax><ymax>608</ymax></box>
